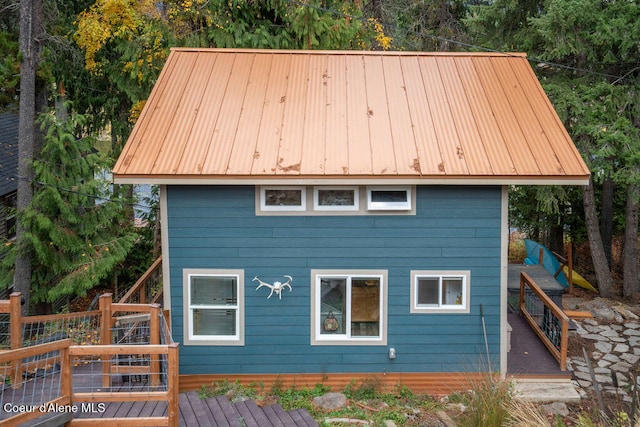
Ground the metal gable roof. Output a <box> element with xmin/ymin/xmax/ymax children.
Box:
<box><xmin>113</xmin><ymin>48</ymin><xmax>590</xmax><ymax>185</ymax></box>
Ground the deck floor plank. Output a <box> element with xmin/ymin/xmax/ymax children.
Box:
<box><xmin>272</xmin><ymin>403</ymin><xmax>298</xmax><ymax>427</ymax></box>
<box><xmin>233</xmin><ymin>400</ymin><xmax>261</xmax><ymax>427</ymax></box>
<box><xmin>215</xmin><ymin>395</ymin><xmax>244</xmax><ymax>427</ymax></box>
<box><xmin>262</xmin><ymin>404</ymin><xmax>286</xmax><ymax>427</ymax></box>
<box><xmin>124</xmin><ymin>400</ymin><xmax>147</xmax><ymax>418</ymax></box>
<box><xmin>187</xmin><ymin>391</ymin><xmax>219</xmax><ymax>427</ymax></box>
<box><xmin>178</xmin><ymin>392</ymin><xmax>197</xmax><ymax>426</ymax></box>
<box><xmin>100</xmin><ymin>401</ymin><xmax>122</xmax><ymax>419</ymax></box>
<box><xmin>202</xmin><ymin>395</ymin><xmax>233</xmax><ymax>427</ymax></box>
<box><xmin>137</xmin><ymin>400</ymin><xmax>160</xmax><ymax>418</ymax></box>
<box><xmin>244</xmin><ymin>400</ymin><xmax>273</xmax><ymax>427</ymax></box>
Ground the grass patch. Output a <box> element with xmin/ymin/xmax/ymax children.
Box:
<box><xmin>452</xmin><ymin>377</ymin><xmax>513</xmax><ymax>427</ymax></box>
<box><xmin>196</xmin><ymin>378</ymin><xmax>443</xmax><ymax>426</ymax></box>
<box><xmin>195</xmin><ymin>376</ymin><xmax>613</xmax><ymax>426</ymax></box>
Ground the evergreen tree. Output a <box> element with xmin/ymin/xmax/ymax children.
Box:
<box><xmin>467</xmin><ymin>0</ymin><xmax>640</xmax><ymax>297</ymax></box>
<box><xmin>0</xmin><ymin>111</ymin><xmax>138</xmax><ymax>303</ymax></box>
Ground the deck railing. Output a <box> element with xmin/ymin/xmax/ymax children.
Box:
<box><xmin>118</xmin><ymin>256</ymin><xmax>163</xmax><ymax>304</ymax></box>
<box><xmin>0</xmin><ymin>292</ymin><xmax>178</xmax><ymax>427</ymax></box>
<box><xmin>519</xmin><ymin>271</ymin><xmax>569</xmax><ymax>371</ymax></box>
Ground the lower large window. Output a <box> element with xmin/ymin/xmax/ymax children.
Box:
<box><xmin>183</xmin><ymin>269</ymin><xmax>244</xmax><ymax>345</ymax></box>
<box><xmin>311</xmin><ymin>270</ymin><xmax>387</xmax><ymax>345</ymax></box>
<box><xmin>410</xmin><ymin>270</ymin><xmax>470</xmax><ymax>313</ymax></box>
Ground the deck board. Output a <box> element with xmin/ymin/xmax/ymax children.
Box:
<box><xmin>203</xmin><ymin>395</ymin><xmax>232</xmax><ymax>426</ymax></box>
<box><xmin>272</xmin><ymin>403</ymin><xmax>297</xmax><ymax>427</ymax></box>
<box><xmin>233</xmin><ymin>400</ymin><xmax>260</xmax><ymax>427</ymax></box>
<box><xmin>215</xmin><ymin>395</ymin><xmax>244</xmax><ymax>426</ymax></box>
<box><xmin>187</xmin><ymin>391</ymin><xmax>212</xmax><ymax>422</ymax></box>
<box><xmin>290</xmin><ymin>409</ymin><xmax>319</xmax><ymax>427</ymax></box>
<box><xmin>261</xmin><ymin>403</ymin><xmax>286</xmax><ymax>427</ymax></box>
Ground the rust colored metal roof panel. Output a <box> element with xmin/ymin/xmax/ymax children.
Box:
<box><xmin>174</xmin><ymin>52</ymin><xmax>234</xmax><ymax>175</ymax></box>
<box><xmin>472</xmin><ymin>56</ymin><xmax>541</xmax><ymax>176</ymax></box>
<box><xmin>438</xmin><ymin>58</ymin><xmax>494</xmax><ymax>175</ymax></box>
<box><xmin>324</xmin><ymin>54</ymin><xmax>350</xmax><ymax>175</ymax></box>
<box><xmin>226</xmin><ymin>53</ymin><xmax>273</xmax><ymax>175</ymax></box>
<box><xmin>401</xmin><ymin>56</ymin><xmax>445</xmax><ymax>176</ymax></box>
<box><xmin>492</xmin><ymin>57</ymin><xmax>565</xmax><ymax>175</ymax></box>
<box><xmin>418</xmin><ymin>57</ymin><xmax>469</xmax><ymax>176</ymax></box>
<box><xmin>251</xmin><ymin>53</ymin><xmax>292</xmax><ymax>175</ymax></box>
<box><xmin>277</xmin><ymin>53</ymin><xmax>307</xmax><ymax>175</ymax></box>
<box><xmin>509</xmin><ymin>58</ymin><xmax>586</xmax><ymax>176</ymax></box>
<box><xmin>344</xmin><ymin>55</ymin><xmax>372</xmax><ymax>176</ymax></box>
<box><xmin>201</xmin><ymin>54</ymin><xmax>254</xmax><ymax>175</ymax></box>
<box><xmin>113</xmin><ymin>48</ymin><xmax>590</xmax><ymax>184</ymax></box>
<box><xmin>383</xmin><ymin>56</ymin><xmax>419</xmax><ymax>176</ymax></box>
<box><xmin>364</xmin><ymin>55</ymin><xmax>397</xmax><ymax>175</ymax></box>
<box><xmin>455</xmin><ymin>58</ymin><xmax>517</xmax><ymax>175</ymax></box>
<box><xmin>298</xmin><ymin>54</ymin><xmax>327</xmax><ymax>175</ymax></box>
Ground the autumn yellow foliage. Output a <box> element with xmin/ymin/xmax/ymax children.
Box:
<box><xmin>74</xmin><ymin>0</ymin><xmax>161</xmax><ymax>73</ymax></box>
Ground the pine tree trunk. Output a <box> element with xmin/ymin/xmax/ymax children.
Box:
<box><xmin>14</xmin><ymin>0</ymin><xmax>43</xmax><ymax>315</ymax></box>
<box><xmin>583</xmin><ymin>177</ymin><xmax>615</xmax><ymax>297</ymax></box>
<box><xmin>623</xmin><ymin>183</ymin><xmax>639</xmax><ymax>296</ymax></box>
<box><xmin>600</xmin><ymin>174</ymin><xmax>614</xmax><ymax>268</ymax></box>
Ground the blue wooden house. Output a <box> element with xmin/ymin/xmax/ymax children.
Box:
<box><xmin>113</xmin><ymin>49</ymin><xmax>590</xmax><ymax>393</ymax></box>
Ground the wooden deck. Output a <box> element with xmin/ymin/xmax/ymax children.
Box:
<box><xmin>72</xmin><ymin>391</ymin><xmax>318</xmax><ymax>426</ymax></box>
<box><xmin>1</xmin><ymin>365</ymin><xmax>317</xmax><ymax>427</ymax></box>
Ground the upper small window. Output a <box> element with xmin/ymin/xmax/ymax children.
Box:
<box><xmin>313</xmin><ymin>187</ymin><xmax>359</xmax><ymax>211</ymax></box>
<box><xmin>367</xmin><ymin>187</ymin><xmax>411</xmax><ymax>210</ymax></box>
<box><xmin>260</xmin><ymin>187</ymin><xmax>305</xmax><ymax>211</ymax></box>
<box><xmin>410</xmin><ymin>271</ymin><xmax>470</xmax><ymax>313</ymax></box>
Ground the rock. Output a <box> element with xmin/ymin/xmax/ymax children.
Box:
<box><xmin>614</xmin><ymin>343</ymin><xmax>630</xmax><ymax>353</ymax></box>
<box><xmin>313</xmin><ymin>392</ymin><xmax>348</xmax><ymax>410</ymax></box>
<box><xmin>613</xmin><ymin>305</ymin><xmax>639</xmax><ymax>320</ymax></box>
<box><xmin>594</xmin><ymin>342</ymin><xmax>613</xmax><ymax>353</ymax></box>
<box><xmin>541</xmin><ymin>402</ymin><xmax>570</xmax><ymax>417</ymax></box>
<box><xmin>436</xmin><ymin>410</ymin><xmax>458</xmax><ymax>427</ymax></box>
<box><xmin>601</xmin><ymin>353</ymin><xmax>619</xmax><ymax>363</ymax></box>
<box><xmin>593</xmin><ymin>308</ymin><xmax>624</xmax><ymax>323</ymax></box>
<box><xmin>600</xmin><ymin>327</ymin><xmax>621</xmax><ymax>338</ymax></box>
<box><xmin>621</xmin><ymin>353</ymin><xmax>640</xmax><ymax>364</ymax></box>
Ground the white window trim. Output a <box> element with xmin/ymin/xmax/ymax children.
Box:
<box><xmin>310</xmin><ymin>269</ymin><xmax>387</xmax><ymax>346</ymax></box>
<box><xmin>313</xmin><ymin>186</ymin><xmax>359</xmax><ymax>211</ymax></box>
<box><xmin>256</xmin><ymin>186</ymin><xmax>416</xmax><ymax>216</ymax></box>
<box><xmin>183</xmin><ymin>269</ymin><xmax>245</xmax><ymax>346</ymax></box>
<box><xmin>260</xmin><ymin>186</ymin><xmax>306</xmax><ymax>211</ymax></box>
<box><xmin>366</xmin><ymin>186</ymin><xmax>412</xmax><ymax>211</ymax></box>
<box><xmin>410</xmin><ymin>270</ymin><xmax>470</xmax><ymax>314</ymax></box>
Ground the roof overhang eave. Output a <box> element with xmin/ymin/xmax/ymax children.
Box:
<box><xmin>113</xmin><ymin>174</ymin><xmax>591</xmax><ymax>186</ymax></box>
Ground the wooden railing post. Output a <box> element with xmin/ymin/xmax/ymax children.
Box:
<box><xmin>150</xmin><ymin>303</ymin><xmax>160</xmax><ymax>385</ymax></box>
<box><xmin>9</xmin><ymin>292</ymin><xmax>22</xmax><ymax>388</ymax></box>
<box><xmin>167</xmin><ymin>343</ymin><xmax>179</xmax><ymax>427</ymax></box>
<box><xmin>99</xmin><ymin>293</ymin><xmax>113</xmax><ymax>388</ymax></box>
<box><xmin>60</xmin><ymin>341</ymin><xmax>72</xmax><ymax>404</ymax></box>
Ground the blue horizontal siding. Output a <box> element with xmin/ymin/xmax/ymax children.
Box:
<box><xmin>167</xmin><ymin>185</ymin><xmax>503</xmax><ymax>375</ymax></box>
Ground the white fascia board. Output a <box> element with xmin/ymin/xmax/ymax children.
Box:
<box><xmin>113</xmin><ymin>176</ymin><xmax>590</xmax><ymax>186</ymax></box>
